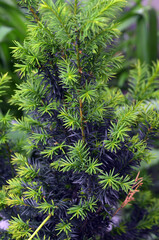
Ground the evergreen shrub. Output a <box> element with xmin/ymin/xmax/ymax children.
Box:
<box><xmin>0</xmin><ymin>0</ymin><xmax>159</xmax><ymax>239</ymax></box>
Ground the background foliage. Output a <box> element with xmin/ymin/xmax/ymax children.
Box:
<box><xmin>0</xmin><ymin>0</ymin><xmax>26</xmax><ymax>116</ymax></box>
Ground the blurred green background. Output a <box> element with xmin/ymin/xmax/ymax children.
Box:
<box><xmin>117</xmin><ymin>0</ymin><xmax>158</xmax><ymax>89</ymax></box>
<box><xmin>0</xmin><ymin>0</ymin><xmax>26</xmax><ymax>116</ymax></box>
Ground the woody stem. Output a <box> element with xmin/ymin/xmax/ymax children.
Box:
<box><xmin>76</xmin><ymin>33</ymin><xmax>85</xmax><ymax>142</ymax></box>
<box><xmin>30</xmin><ymin>6</ymin><xmax>39</xmax><ymax>22</ymax></box>
<box><xmin>79</xmin><ymin>99</ymin><xmax>85</xmax><ymax>141</ymax></box>
<box><xmin>28</xmin><ymin>214</ymin><xmax>52</xmax><ymax>240</ymax></box>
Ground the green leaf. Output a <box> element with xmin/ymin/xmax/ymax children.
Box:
<box><xmin>99</xmin><ymin>169</ymin><xmax>121</xmax><ymax>191</ymax></box>
<box><xmin>136</xmin><ymin>14</ymin><xmax>149</xmax><ymax>63</ymax></box>
<box><xmin>148</xmin><ymin>8</ymin><xmax>158</xmax><ymax>62</ymax></box>
<box><xmin>55</xmin><ymin>220</ymin><xmax>72</xmax><ymax>236</ymax></box>
<box><xmin>0</xmin><ymin>26</ymin><xmax>13</xmax><ymax>42</ymax></box>
<box><xmin>67</xmin><ymin>198</ymin><xmax>97</xmax><ymax>220</ymax></box>
<box><xmin>8</xmin><ymin>215</ymin><xmax>32</xmax><ymax>240</ymax></box>
<box><xmin>24</xmin><ymin>186</ymin><xmax>43</xmax><ymax>201</ymax></box>
<box><xmin>58</xmin><ymin>108</ymin><xmax>81</xmax><ymax>130</ymax></box>
<box><xmin>98</xmin><ymin>169</ymin><xmax>134</xmax><ymax>193</ymax></box>
<box><xmin>41</xmin><ymin>142</ymin><xmax>66</xmax><ymax>159</ymax></box>
<box><xmin>37</xmin><ymin>199</ymin><xmax>56</xmax><ymax>215</ymax></box>
<box><xmin>16</xmin><ymin>163</ymin><xmax>39</xmax><ymax>179</ymax></box>
<box><xmin>85</xmin><ymin>158</ymin><xmax>102</xmax><ymax>175</ymax></box>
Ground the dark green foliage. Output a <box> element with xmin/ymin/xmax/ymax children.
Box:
<box><xmin>0</xmin><ymin>73</ymin><xmax>27</xmax><ymax>188</ymax></box>
<box><xmin>0</xmin><ymin>0</ymin><xmax>159</xmax><ymax>239</ymax></box>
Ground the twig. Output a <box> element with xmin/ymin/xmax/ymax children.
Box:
<box><xmin>79</xmin><ymin>99</ymin><xmax>85</xmax><ymax>141</ymax></box>
<box><xmin>30</xmin><ymin>6</ymin><xmax>40</xmax><ymax>22</ymax></box>
<box><xmin>76</xmin><ymin>31</ymin><xmax>85</xmax><ymax>141</ymax></box>
<box><xmin>28</xmin><ymin>214</ymin><xmax>52</xmax><ymax>240</ymax></box>
<box><xmin>113</xmin><ymin>171</ymin><xmax>143</xmax><ymax>217</ymax></box>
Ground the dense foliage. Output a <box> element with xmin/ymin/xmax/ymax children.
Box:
<box><xmin>0</xmin><ymin>0</ymin><xmax>159</xmax><ymax>239</ymax></box>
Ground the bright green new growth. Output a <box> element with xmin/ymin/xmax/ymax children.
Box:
<box><xmin>0</xmin><ymin>73</ymin><xmax>11</xmax><ymax>101</ymax></box>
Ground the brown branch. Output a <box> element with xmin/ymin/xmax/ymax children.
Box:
<box><xmin>79</xmin><ymin>99</ymin><xmax>85</xmax><ymax>141</ymax></box>
<box><xmin>76</xmin><ymin>32</ymin><xmax>85</xmax><ymax>142</ymax></box>
<box><xmin>113</xmin><ymin>171</ymin><xmax>143</xmax><ymax>217</ymax></box>
<box><xmin>30</xmin><ymin>6</ymin><xmax>40</xmax><ymax>22</ymax></box>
